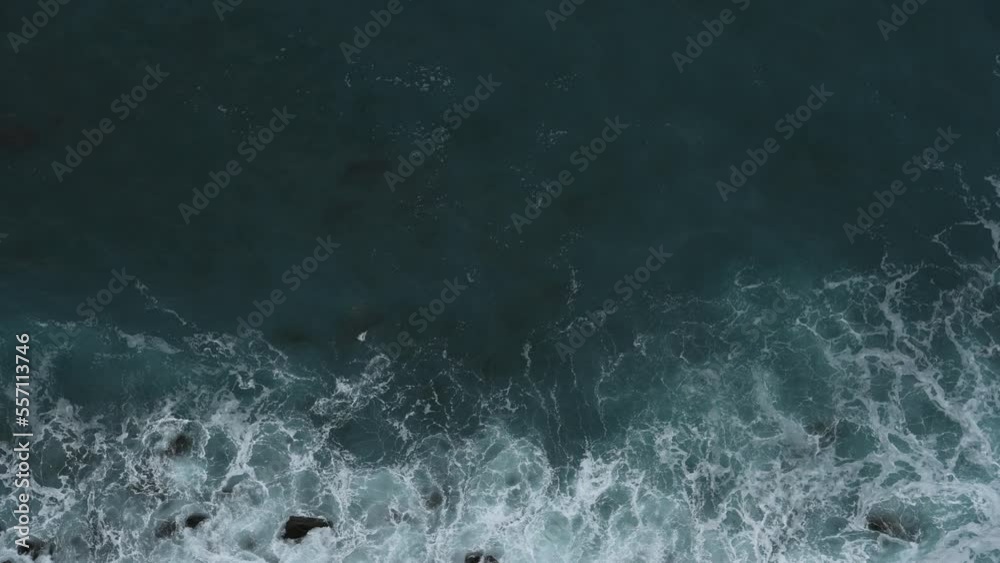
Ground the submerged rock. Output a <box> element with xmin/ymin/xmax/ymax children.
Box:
<box><xmin>166</xmin><ymin>434</ymin><xmax>193</xmax><ymax>457</ymax></box>
<box><xmin>867</xmin><ymin>512</ymin><xmax>918</xmax><ymax>542</ymax></box>
<box><xmin>424</xmin><ymin>488</ymin><xmax>444</xmax><ymax>509</ymax></box>
<box><xmin>185</xmin><ymin>513</ymin><xmax>210</xmax><ymax>529</ymax></box>
<box><xmin>465</xmin><ymin>552</ymin><xmax>499</xmax><ymax>563</ymax></box>
<box><xmin>281</xmin><ymin>516</ymin><xmax>331</xmax><ymax>541</ymax></box>
<box><xmin>155</xmin><ymin>519</ymin><xmax>177</xmax><ymax>538</ymax></box>
<box><xmin>238</xmin><ymin>534</ymin><xmax>257</xmax><ymax>551</ymax></box>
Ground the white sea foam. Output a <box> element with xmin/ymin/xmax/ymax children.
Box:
<box><xmin>3</xmin><ymin>186</ymin><xmax>1000</xmax><ymax>563</ymax></box>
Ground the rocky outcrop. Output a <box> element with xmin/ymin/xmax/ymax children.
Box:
<box><xmin>281</xmin><ymin>516</ymin><xmax>331</xmax><ymax>541</ymax></box>
<box><xmin>156</xmin><ymin>512</ymin><xmax>209</xmax><ymax>538</ymax></box>
<box><xmin>166</xmin><ymin>434</ymin><xmax>193</xmax><ymax>456</ymax></box>
<box><xmin>465</xmin><ymin>552</ymin><xmax>499</xmax><ymax>563</ymax></box>
<box><xmin>185</xmin><ymin>513</ymin><xmax>209</xmax><ymax>529</ymax></box>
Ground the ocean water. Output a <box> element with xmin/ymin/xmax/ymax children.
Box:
<box><xmin>1</xmin><ymin>0</ymin><xmax>999</xmax><ymax>561</ymax></box>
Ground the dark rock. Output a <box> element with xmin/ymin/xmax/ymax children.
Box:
<box><xmin>867</xmin><ymin>512</ymin><xmax>917</xmax><ymax>542</ymax></box>
<box><xmin>185</xmin><ymin>513</ymin><xmax>209</xmax><ymax>529</ymax></box>
<box><xmin>16</xmin><ymin>536</ymin><xmax>51</xmax><ymax>559</ymax></box>
<box><xmin>465</xmin><ymin>552</ymin><xmax>499</xmax><ymax>563</ymax></box>
<box><xmin>155</xmin><ymin>519</ymin><xmax>177</xmax><ymax>538</ymax></box>
<box><xmin>281</xmin><ymin>516</ymin><xmax>331</xmax><ymax>541</ymax></box>
<box><xmin>166</xmin><ymin>434</ymin><xmax>193</xmax><ymax>457</ymax></box>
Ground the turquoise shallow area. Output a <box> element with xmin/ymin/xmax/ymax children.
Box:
<box><xmin>1</xmin><ymin>0</ymin><xmax>999</xmax><ymax>561</ymax></box>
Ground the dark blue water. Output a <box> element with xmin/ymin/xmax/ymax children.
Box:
<box><xmin>1</xmin><ymin>0</ymin><xmax>999</xmax><ymax>561</ymax></box>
